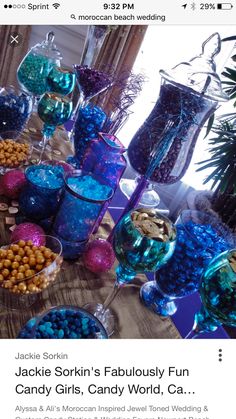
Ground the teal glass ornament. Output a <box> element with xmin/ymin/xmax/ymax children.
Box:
<box><xmin>113</xmin><ymin>210</ymin><xmax>176</xmax><ymax>283</ymax></box>
<box><xmin>37</xmin><ymin>92</ymin><xmax>73</xmax><ymax>162</ymax></box>
<box><xmin>47</xmin><ymin>66</ymin><xmax>76</xmax><ymax>96</ymax></box>
<box><xmin>186</xmin><ymin>248</ymin><xmax>236</xmax><ymax>338</ymax></box>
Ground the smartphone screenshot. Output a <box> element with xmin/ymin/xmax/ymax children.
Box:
<box><xmin>0</xmin><ymin>0</ymin><xmax>235</xmax><ymax>417</ymax></box>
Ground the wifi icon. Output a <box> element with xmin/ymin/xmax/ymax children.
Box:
<box><xmin>52</xmin><ymin>3</ymin><xmax>60</xmax><ymax>9</ymax></box>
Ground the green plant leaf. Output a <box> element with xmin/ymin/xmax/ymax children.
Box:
<box><xmin>204</xmin><ymin>113</ymin><xmax>215</xmax><ymax>138</ymax></box>
<box><xmin>222</xmin><ymin>36</ymin><xmax>236</xmax><ymax>42</ymax></box>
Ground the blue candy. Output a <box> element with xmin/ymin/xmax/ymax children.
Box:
<box><xmin>18</xmin><ymin>308</ymin><xmax>105</xmax><ymax>339</ymax></box>
<box><xmin>156</xmin><ymin>221</ymin><xmax>231</xmax><ymax>298</ymax></box>
<box><xmin>0</xmin><ymin>91</ymin><xmax>32</xmax><ymax>135</ymax></box>
<box><xmin>71</xmin><ymin>104</ymin><xmax>106</xmax><ymax>168</ymax></box>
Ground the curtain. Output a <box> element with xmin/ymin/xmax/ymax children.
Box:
<box><xmin>94</xmin><ymin>25</ymin><xmax>147</xmax><ymax>113</ymax></box>
<box><xmin>0</xmin><ymin>25</ymin><xmax>31</xmax><ymax>87</ymax></box>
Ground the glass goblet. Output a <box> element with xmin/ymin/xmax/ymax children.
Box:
<box><xmin>37</xmin><ymin>92</ymin><xmax>73</xmax><ymax>163</ymax></box>
<box><xmin>73</xmin><ymin>64</ymin><xmax>113</xmax><ymax>114</ymax></box>
<box><xmin>46</xmin><ymin>66</ymin><xmax>76</xmax><ymax>96</ymax></box>
<box><xmin>140</xmin><ymin>210</ymin><xmax>235</xmax><ymax>317</ymax></box>
<box><xmin>85</xmin><ymin>208</ymin><xmax>177</xmax><ymax>336</ymax></box>
<box><xmin>186</xmin><ymin>249</ymin><xmax>236</xmax><ymax>338</ymax></box>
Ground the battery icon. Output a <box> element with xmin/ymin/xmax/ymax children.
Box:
<box><xmin>217</xmin><ymin>3</ymin><xmax>233</xmax><ymax>9</ymax></box>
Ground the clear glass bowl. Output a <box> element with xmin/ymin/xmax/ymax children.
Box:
<box><xmin>0</xmin><ymin>235</ymin><xmax>63</xmax><ymax>310</ymax></box>
<box><xmin>17</xmin><ymin>305</ymin><xmax>108</xmax><ymax>339</ymax></box>
<box><xmin>0</xmin><ymin>86</ymin><xmax>33</xmax><ymax>135</ymax></box>
<box><xmin>0</xmin><ymin>131</ymin><xmax>33</xmax><ymax>174</ymax></box>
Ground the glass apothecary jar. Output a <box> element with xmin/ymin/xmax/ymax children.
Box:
<box><xmin>127</xmin><ymin>33</ymin><xmax>229</xmax><ymax>185</ymax></box>
<box><xmin>17</xmin><ymin>32</ymin><xmax>62</xmax><ymax>98</ymax></box>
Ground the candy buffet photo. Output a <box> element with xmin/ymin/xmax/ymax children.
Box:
<box><xmin>0</xmin><ymin>24</ymin><xmax>235</xmax><ymax>339</ymax></box>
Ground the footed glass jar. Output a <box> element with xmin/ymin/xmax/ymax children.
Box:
<box><xmin>140</xmin><ymin>210</ymin><xmax>235</xmax><ymax>316</ymax></box>
<box><xmin>0</xmin><ymin>86</ymin><xmax>33</xmax><ymax>135</ymax></box>
<box><xmin>17</xmin><ymin>32</ymin><xmax>62</xmax><ymax>97</ymax></box>
<box><xmin>128</xmin><ymin>80</ymin><xmax>217</xmax><ymax>184</ymax></box>
<box><xmin>19</xmin><ymin>164</ymin><xmax>64</xmax><ymax>221</ymax></box>
<box><xmin>123</xmin><ymin>32</ymin><xmax>228</xmax><ymax>211</ymax></box>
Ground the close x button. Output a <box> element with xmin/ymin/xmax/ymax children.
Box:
<box><xmin>8</xmin><ymin>32</ymin><xmax>23</xmax><ymax>48</ymax></box>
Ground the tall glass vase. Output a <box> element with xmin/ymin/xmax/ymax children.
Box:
<box><xmin>119</xmin><ymin>33</ymin><xmax>229</xmax><ymax>215</ymax></box>
<box><xmin>52</xmin><ymin>171</ymin><xmax>114</xmax><ymax>259</ymax></box>
<box><xmin>81</xmin><ymin>25</ymin><xmax>108</xmax><ymax>67</ymax></box>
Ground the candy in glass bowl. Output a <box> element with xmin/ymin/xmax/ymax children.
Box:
<box><xmin>140</xmin><ymin>210</ymin><xmax>235</xmax><ymax>316</ymax></box>
<box><xmin>0</xmin><ymin>86</ymin><xmax>33</xmax><ymax>136</ymax></box>
<box><xmin>17</xmin><ymin>306</ymin><xmax>108</xmax><ymax>339</ymax></box>
<box><xmin>73</xmin><ymin>64</ymin><xmax>113</xmax><ymax>106</ymax></box>
<box><xmin>19</xmin><ymin>164</ymin><xmax>65</xmax><ymax>221</ymax></box>
<box><xmin>0</xmin><ymin>235</ymin><xmax>63</xmax><ymax>310</ymax></box>
<box><xmin>17</xmin><ymin>32</ymin><xmax>62</xmax><ymax>98</ymax></box>
<box><xmin>0</xmin><ymin>132</ymin><xmax>32</xmax><ymax>174</ymax></box>
<box><xmin>52</xmin><ymin>170</ymin><xmax>114</xmax><ymax>259</ymax></box>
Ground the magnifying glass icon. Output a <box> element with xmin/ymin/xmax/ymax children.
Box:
<box><xmin>71</xmin><ymin>14</ymin><xmax>76</xmax><ymax>19</ymax></box>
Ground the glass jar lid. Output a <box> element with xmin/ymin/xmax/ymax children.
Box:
<box><xmin>160</xmin><ymin>33</ymin><xmax>228</xmax><ymax>102</ymax></box>
<box><xmin>31</xmin><ymin>31</ymin><xmax>62</xmax><ymax>61</ymax></box>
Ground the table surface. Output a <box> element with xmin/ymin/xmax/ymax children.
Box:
<box><xmin>0</xmin><ymin>118</ymin><xmax>228</xmax><ymax>339</ymax></box>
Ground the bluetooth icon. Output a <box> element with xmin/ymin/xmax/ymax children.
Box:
<box><xmin>191</xmin><ymin>2</ymin><xmax>196</xmax><ymax>9</ymax></box>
